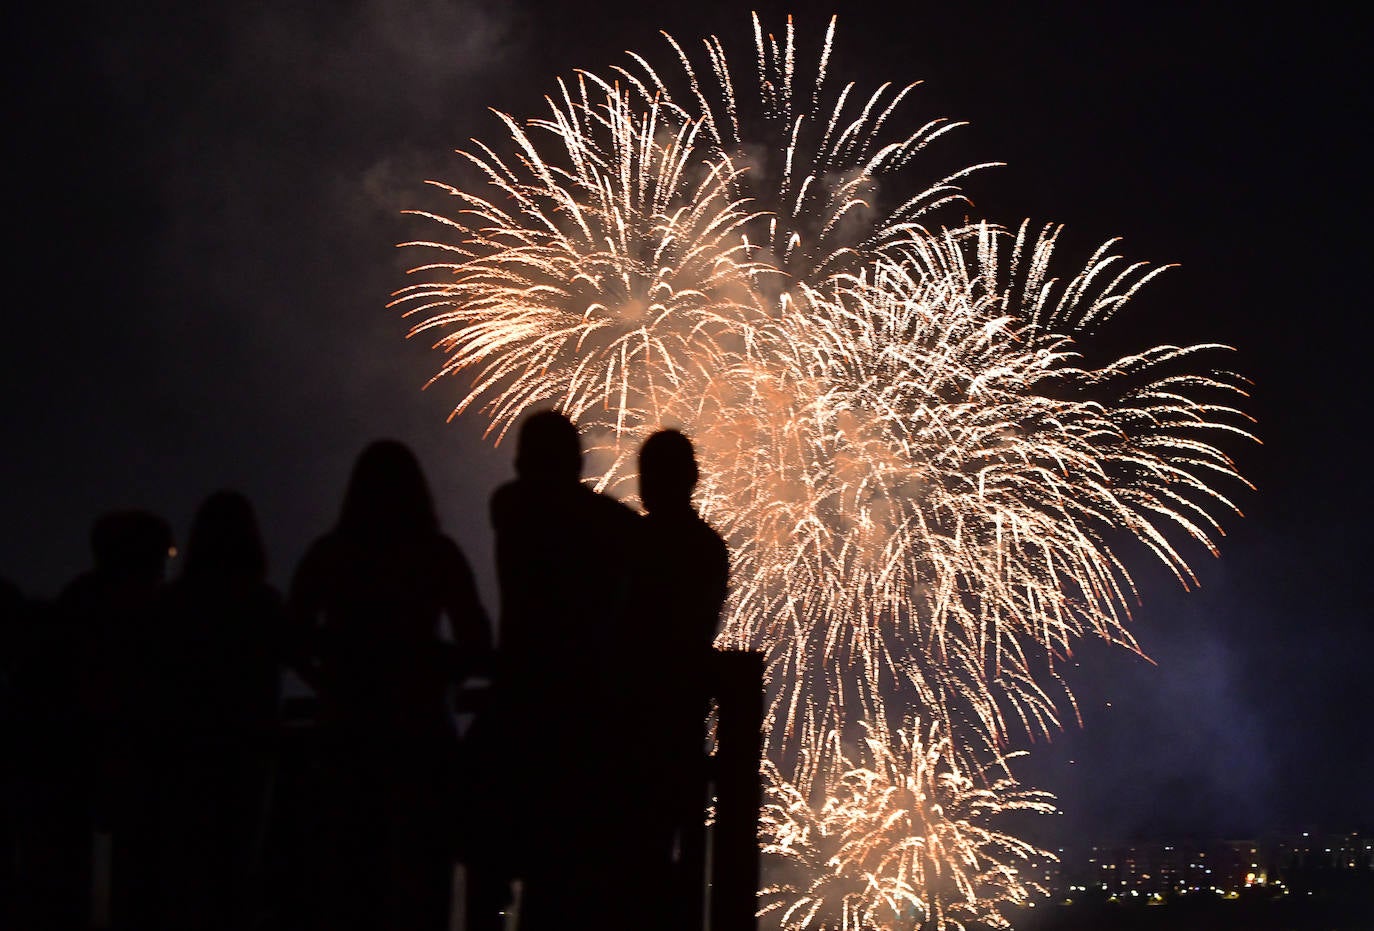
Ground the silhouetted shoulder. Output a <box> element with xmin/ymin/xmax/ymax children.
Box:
<box><xmin>0</xmin><ymin>578</ymin><xmax>21</xmax><ymax>696</ymax></box>
<box><xmin>55</xmin><ymin>568</ymin><xmax>106</xmax><ymax>615</ymax></box>
<box><xmin>687</xmin><ymin>512</ymin><xmax>729</xmax><ymax>586</ymax></box>
<box><xmin>0</xmin><ymin>575</ymin><xmax>22</xmax><ymax>646</ymax></box>
<box><xmin>152</xmin><ymin>574</ymin><xmax>286</xmax><ymax>731</ymax></box>
<box><xmin>431</xmin><ymin>532</ymin><xmax>477</xmax><ymax>578</ymax></box>
<box><xmin>161</xmin><ymin>573</ymin><xmax>283</xmax><ymax>612</ymax></box>
<box><xmin>287</xmin><ymin>534</ymin><xmax>332</xmax><ymax>614</ymax></box>
<box><xmin>489</xmin><ymin>478</ymin><xmax>522</xmax><ymax>516</ymax></box>
<box><xmin>586</xmin><ymin>482</ymin><xmax>641</xmax><ymax>525</ymax></box>
<box><xmin>1</xmin><ymin>576</ymin><xmax>35</xmax><ymax>693</ymax></box>
<box><xmin>641</xmin><ymin>511</ymin><xmax>729</xmax><ymax>602</ymax></box>
<box><xmin>491</xmin><ymin>478</ymin><xmax>639</xmax><ymax>557</ymax></box>
<box><xmin>292</xmin><ymin>531</ymin><xmax>345</xmax><ymax>576</ymax></box>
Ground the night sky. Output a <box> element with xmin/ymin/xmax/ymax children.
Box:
<box><xmin>6</xmin><ymin>1</ymin><xmax>1369</xmax><ymax>846</ymax></box>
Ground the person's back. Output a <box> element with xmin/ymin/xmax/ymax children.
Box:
<box><xmin>482</xmin><ymin>410</ymin><xmax>639</xmax><ymax>929</ymax></box>
<box><xmin>623</xmin><ymin>429</ymin><xmax>729</xmax><ymax>931</ymax></box>
<box><xmin>156</xmin><ymin>574</ymin><xmax>282</xmax><ymax>737</ymax></box>
<box><xmin>632</xmin><ymin>427</ymin><xmax>728</xmax><ymax>710</ymax></box>
<box><xmin>54</xmin><ymin>510</ymin><xmax>173</xmax><ymax>931</ymax></box>
<box><xmin>290</xmin><ymin>440</ymin><xmax>491</xmax><ymax>931</ymax></box>
<box><xmin>60</xmin><ymin>511</ymin><xmax>174</xmax><ymax>738</ymax></box>
<box><xmin>294</xmin><ymin>530</ymin><xmax>485</xmax><ymax>734</ymax></box>
<box><xmin>0</xmin><ymin>577</ymin><xmax>22</xmax><ymax>926</ymax></box>
<box><xmin>4</xmin><ymin>578</ymin><xmax>89</xmax><ymax>931</ymax></box>
<box><xmin>492</xmin><ymin>481</ymin><xmax>638</xmax><ymax>699</ymax></box>
<box><xmin>155</xmin><ymin>492</ymin><xmax>283</xmax><ymax>739</ymax></box>
<box><xmin>150</xmin><ymin>490</ymin><xmax>284</xmax><ymax>931</ymax></box>
<box><xmin>490</xmin><ymin>412</ymin><xmax>639</xmax><ymax>703</ymax></box>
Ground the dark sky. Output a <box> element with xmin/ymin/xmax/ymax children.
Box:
<box><xmin>6</xmin><ymin>1</ymin><xmax>1370</xmax><ymax>843</ymax></box>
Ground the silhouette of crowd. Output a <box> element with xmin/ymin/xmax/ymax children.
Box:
<box><xmin>1</xmin><ymin>413</ymin><xmax>737</xmax><ymax>931</ymax></box>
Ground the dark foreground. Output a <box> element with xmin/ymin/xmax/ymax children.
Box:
<box><xmin>1014</xmin><ymin>886</ymin><xmax>1374</xmax><ymax>931</ymax></box>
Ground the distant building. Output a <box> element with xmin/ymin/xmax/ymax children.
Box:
<box><xmin>1086</xmin><ymin>841</ymin><xmax>1245</xmax><ymax>895</ymax></box>
<box><xmin>1017</xmin><ymin>850</ymin><xmax>1062</xmax><ymax>894</ymax></box>
<box><xmin>1275</xmin><ymin>831</ymin><xmax>1374</xmax><ymax>874</ymax></box>
<box><xmin>1078</xmin><ymin>832</ymin><xmax>1371</xmax><ymax>898</ymax></box>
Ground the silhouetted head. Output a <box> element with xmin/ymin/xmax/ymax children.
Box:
<box><xmin>515</xmin><ymin>410</ymin><xmax>581</xmax><ymax>482</ymax></box>
<box><xmin>638</xmin><ymin>429</ymin><xmax>699</xmax><ymax>514</ymax></box>
<box><xmin>183</xmin><ymin>490</ymin><xmax>267</xmax><ymax>581</ymax></box>
<box><xmin>90</xmin><ymin>510</ymin><xmax>175</xmax><ymax>581</ymax></box>
<box><xmin>337</xmin><ymin>440</ymin><xmax>439</xmax><ymax>538</ymax></box>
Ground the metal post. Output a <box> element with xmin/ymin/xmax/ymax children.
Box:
<box><xmin>708</xmin><ymin>650</ymin><xmax>763</xmax><ymax>931</ymax></box>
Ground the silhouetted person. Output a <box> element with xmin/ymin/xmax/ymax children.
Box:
<box><xmin>51</xmin><ymin>510</ymin><xmax>173</xmax><ymax>931</ymax></box>
<box><xmin>478</xmin><ymin>409</ymin><xmax>639</xmax><ymax>930</ymax></box>
<box><xmin>7</xmin><ymin>585</ymin><xmax>91</xmax><ymax>931</ymax></box>
<box><xmin>147</xmin><ymin>490</ymin><xmax>285</xmax><ymax>930</ymax></box>
<box><xmin>1</xmin><ymin>575</ymin><xmax>30</xmax><ymax>928</ymax></box>
<box><xmin>622</xmin><ymin>429</ymin><xmax>730</xmax><ymax>930</ymax></box>
<box><xmin>291</xmin><ymin>440</ymin><xmax>492</xmax><ymax>931</ymax></box>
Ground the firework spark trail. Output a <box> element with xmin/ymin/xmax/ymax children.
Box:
<box><xmin>709</xmin><ymin>233</ymin><xmax>1252</xmax><ymax>784</ymax></box>
<box><xmin>615</xmin><ymin>13</ymin><xmax>998</xmax><ymax>285</ymax></box>
<box><xmin>393</xmin><ymin>14</ymin><xmax>1253</xmax><ymax>928</ymax></box>
<box><xmin>392</xmin><ymin>74</ymin><xmax>773</xmax><ymax>447</ymax></box>
<box><xmin>760</xmin><ymin>721</ymin><xmax>1058</xmax><ymax>931</ymax></box>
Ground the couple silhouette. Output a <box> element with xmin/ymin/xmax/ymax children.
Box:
<box><xmin>472</xmin><ymin>410</ymin><xmax>728</xmax><ymax>931</ymax></box>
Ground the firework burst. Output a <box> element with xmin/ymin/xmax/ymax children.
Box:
<box><xmin>393</xmin><ymin>13</ymin><xmax>1253</xmax><ymax>926</ymax></box>
<box><xmin>712</xmin><ymin>230</ymin><xmax>1251</xmax><ymax>779</ymax></box>
<box><xmin>392</xmin><ymin>74</ymin><xmax>771</xmax><ymax>447</ymax></box>
<box><xmin>760</xmin><ymin>722</ymin><xmax>1057</xmax><ymax>931</ymax></box>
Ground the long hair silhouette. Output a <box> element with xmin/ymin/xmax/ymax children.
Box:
<box><xmin>183</xmin><ymin>490</ymin><xmax>268</xmax><ymax>580</ymax></box>
<box><xmin>336</xmin><ymin>440</ymin><xmax>439</xmax><ymax>539</ymax></box>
